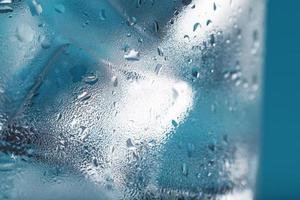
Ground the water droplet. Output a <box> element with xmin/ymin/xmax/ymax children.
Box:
<box><xmin>184</xmin><ymin>35</ymin><xmax>190</xmax><ymax>41</ymax></box>
<box><xmin>211</xmin><ymin>104</ymin><xmax>216</xmax><ymax>112</ymax></box>
<box><xmin>137</xmin><ymin>0</ymin><xmax>142</xmax><ymax>7</ymax></box>
<box><xmin>0</xmin><ymin>163</ymin><xmax>15</xmax><ymax>171</ymax></box>
<box><xmin>30</xmin><ymin>0</ymin><xmax>43</xmax><ymax>15</ymax></box>
<box><xmin>84</xmin><ymin>74</ymin><xmax>98</xmax><ymax>85</ymax></box>
<box><xmin>206</xmin><ymin>19</ymin><xmax>212</xmax><ymax>26</ymax></box>
<box><xmin>124</xmin><ymin>49</ymin><xmax>140</xmax><ymax>61</ymax></box>
<box><xmin>154</xmin><ymin>64</ymin><xmax>163</xmax><ymax>75</ymax></box>
<box><xmin>0</xmin><ymin>5</ymin><xmax>12</xmax><ymax>13</ymax></box>
<box><xmin>181</xmin><ymin>163</ymin><xmax>188</xmax><ymax>176</ymax></box>
<box><xmin>16</xmin><ymin>24</ymin><xmax>34</xmax><ymax>43</ymax></box>
<box><xmin>126</xmin><ymin>16</ymin><xmax>137</xmax><ymax>26</ymax></box>
<box><xmin>208</xmin><ymin>144</ymin><xmax>216</xmax><ymax>152</ymax></box>
<box><xmin>193</xmin><ymin>22</ymin><xmax>201</xmax><ymax>32</ymax></box>
<box><xmin>0</xmin><ymin>0</ymin><xmax>12</xmax><ymax>3</ymax></box>
<box><xmin>187</xmin><ymin>143</ymin><xmax>195</xmax><ymax>157</ymax></box>
<box><xmin>39</xmin><ymin>35</ymin><xmax>51</xmax><ymax>49</ymax></box>
<box><xmin>56</xmin><ymin>113</ymin><xmax>62</xmax><ymax>121</ymax></box>
<box><xmin>92</xmin><ymin>157</ymin><xmax>99</xmax><ymax>167</ymax></box>
<box><xmin>99</xmin><ymin>9</ymin><xmax>106</xmax><ymax>20</ymax></box>
<box><xmin>111</xmin><ymin>76</ymin><xmax>118</xmax><ymax>87</ymax></box>
<box><xmin>148</xmin><ymin>139</ymin><xmax>156</xmax><ymax>147</ymax></box>
<box><xmin>210</xmin><ymin>34</ymin><xmax>215</xmax><ymax>46</ymax></box>
<box><xmin>171</xmin><ymin>119</ymin><xmax>178</xmax><ymax>127</ymax></box>
<box><xmin>192</xmin><ymin>68</ymin><xmax>200</xmax><ymax>79</ymax></box>
<box><xmin>0</xmin><ymin>87</ymin><xmax>5</xmax><ymax>94</ymax></box>
<box><xmin>126</xmin><ymin>138</ymin><xmax>135</xmax><ymax>149</ymax></box>
<box><xmin>157</xmin><ymin>47</ymin><xmax>164</xmax><ymax>56</ymax></box>
<box><xmin>77</xmin><ymin>91</ymin><xmax>91</xmax><ymax>101</ymax></box>
<box><xmin>55</xmin><ymin>4</ymin><xmax>65</xmax><ymax>13</ymax></box>
<box><xmin>223</xmin><ymin>134</ymin><xmax>229</xmax><ymax>144</ymax></box>
<box><xmin>138</xmin><ymin>38</ymin><xmax>143</xmax><ymax>43</ymax></box>
<box><xmin>153</xmin><ymin>20</ymin><xmax>159</xmax><ymax>33</ymax></box>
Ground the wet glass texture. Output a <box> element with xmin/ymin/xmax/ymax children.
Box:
<box><xmin>0</xmin><ymin>0</ymin><xmax>265</xmax><ymax>199</ymax></box>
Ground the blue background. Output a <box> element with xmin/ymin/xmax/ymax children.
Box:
<box><xmin>256</xmin><ymin>0</ymin><xmax>300</xmax><ymax>199</ymax></box>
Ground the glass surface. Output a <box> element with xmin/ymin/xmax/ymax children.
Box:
<box><xmin>0</xmin><ymin>0</ymin><xmax>265</xmax><ymax>199</ymax></box>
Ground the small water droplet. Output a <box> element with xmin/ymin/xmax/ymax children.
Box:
<box><xmin>155</xmin><ymin>64</ymin><xmax>163</xmax><ymax>75</ymax></box>
<box><xmin>193</xmin><ymin>22</ymin><xmax>201</xmax><ymax>32</ymax></box>
<box><xmin>111</xmin><ymin>76</ymin><xmax>118</xmax><ymax>87</ymax></box>
<box><xmin>192</xmin><ymin>68</ymin><xmax>200</xmax><ymax>79</ymax></box>
<box><xmin>138</xmin><ymin>38</ymin><xmax>143</xmax><ymax>43</ymax></box>
<box><xmin>137</xmin><ymin>0</ymin><xmax>142</xmax><ymax>7</ymax></box>
<box><xmin>55</xmin><ymin>4</ymin><xmax>65</xmax><ymax>13</ymax></box>
<box><xmin>153</xmin><ymin>20</ymin><xmax>159</xmax><ymax>33</ymax></box>
<box><xmin>223</xmin><ymin>134</ymin><xmax>229</xmax><ymax>144</ymax></box>
<box><xmin>124</xmin><ymin>49</ymin><xmax>140</xmax><ymax>61</ymax></box>
<box><xmin>208</xmin><ymin>144</ymin><xmax>216</xmax><ymax>152</ymax></box>
<box><xmin>157</xmin><ymin>47</ymin><xmax>164</xmax><ymax>56</ymax></box>
<box><xmin>56</xmin><ymin>113</ymin><xmax>62</xmax><ymax>121</ymax></box>
<box><xmin>0</xmin><ymin>87</ymin><xmax>4</xmax><ymax>94</ymax></box>
<box><xmin>126</xmin><ymin>138</ymin><xmax>135</xmax><ymax>149</ymax></box>
<box><xmin>92</xmin><ymin>157</ymin><xmax>99</xmax><ymax>167</ymax></box>
<box><xmin>210</xmin><ymin>34</ymin><xmax>215</xmax><ymax>46</ymax></box>
<box><xmin>99</xmin><ymin>9</ymin><xmax>106</xmax><ymax>20</ymax></box>
<box><xmin>84</xmin><ymin>74</ymin><xmax>98</xmax><ymax>85</ymax></box>
<box><xmin>126</xmin><ymin>16</ymin><xmax>137</xmax><ymax>26</ymax></box>
<box><xmin>187</xmin><ymin>143</ymin><xmax>195</xmax><ymax>157</ymax></box>
<box><xmin>39</xmin><ymin>35</ymin><xmax>51</xmax><ymax>49</ymax></box>
<box><xmin>184</xmin><ymin>35</ymin><xmax>190</xmax><ymax>41</ymax></box>
<box><xmin>206</xmin><ymin>19</ymin><xmax>212</xmax><ymax>26</ymax></box>
<box><xmin>171</xmin><ymin>119</ymin><xmax>178</xmax><ymax>127</ymax></box>
<box><xmin>181</xmin><ymin>163</ymin><xmax>188</xmax><ymax>176</ymax></box>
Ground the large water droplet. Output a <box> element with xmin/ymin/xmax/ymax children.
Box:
<box><xmin>16</xmin><ymin>24</ymin><xmax>34</xmax><ymax>43</ymax></box>
<box><xmin>29</xmin><ymin>0</ymin><xmax>43</xmax><ymax>15</ymax></box>
<box><xmin>77</xmin><ymin>91</ymin><xmax>91</xmax><ymax>101</ymax></box>
<box><xmin>0</xmin><ymin>0</ymin><xmax>12</xmax><ymax>4</ymax></box>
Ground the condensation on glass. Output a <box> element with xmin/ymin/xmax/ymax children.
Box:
<box><xmin>0</xmin><ymin>0</ymin><xmax>265</xmax><ymax>199</ymax></box>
